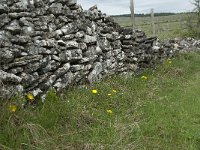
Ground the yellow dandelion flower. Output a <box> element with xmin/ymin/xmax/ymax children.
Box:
<box><xmin>112</xmin><ymin>90</ymin><xmax>117</xmax><ymax>93</ymax></box>
<box><xmin>107</xmin><ymin>109</ymin><xmax>113</xmax><ymax>114</ymax></box>
<box><xmin>91</xmin><ymin>89</ymin><xmax>98</xmax><ymax>94</ymax></box>
<box><xmin>108</xmin><ymin>93</ymin><xmax>112</xmax><ymax>96</ymax></box>
<box><xmin>27</xmin><ymin>93</ymin><xmax>34</xmax><ymax>101</ymax></box>
<box><xmin>167</xmin><ymin>58</ymin><xmax>172</xmax><ymax>64</ymax></box>
<box><xmin>141</xmin><ymin>76</ymin><xmax>148</xmax><ymax>80</ymax></box>
<box><xmin>167</xmin><ymin>58</ymin><xmax>171</xmax><ymax>61</ymax></box>
<box><xmin>168</xmin><ymin>60</ymin><xmax>172</xmax><ymax>64</ymax></box>
<box><xmin>9</xmin><ymin>105</ymin><xmax>17</xmax><ymax>113</ymax></box>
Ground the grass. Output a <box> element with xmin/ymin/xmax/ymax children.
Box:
<box><xmin>1</xmin><ymin>51</ymin><xmax>200</xmax><ymax>149</ymax></box>
<box><xmin>112</xmin><ymin>14</ymin><xmax>191</xmax><ymax>39</ymax></box>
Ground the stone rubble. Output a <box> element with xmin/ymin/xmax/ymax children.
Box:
<box><xmin>0</xmin><ymin>0</ymin><xmax>200</xmax><ymax>100</ymax></box>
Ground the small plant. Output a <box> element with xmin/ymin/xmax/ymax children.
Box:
<box><xmin>1</xmin><ymin>52</ymin><xmax>200</xmax><ymax>149</ymax></box>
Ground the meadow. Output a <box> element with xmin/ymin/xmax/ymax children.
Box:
<box><xmin>112</xmin><ymin>13</ymin><xmax>190</xmax><ymax>39</ymax></box>
<box><xmin>1</xmin><ymin>51</ymin><xmax>200</xmax><ymax>149</ymax></box>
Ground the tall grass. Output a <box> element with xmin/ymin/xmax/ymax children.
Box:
<box><xmin>1</xmin><ymin>51</ymin><xmax>200</xmax><ymax>149</ymax></box>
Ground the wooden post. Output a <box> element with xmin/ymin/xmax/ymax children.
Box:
<box><xmin>130</xmin><ymin>0</ymin><xmax>135</xmax><ymax>32</ymax></box>
<box><xmin>157</xmin><ymin>18</ymin><xmax>160</xmax><ymax>34</ymax></box>
<box><xmin>151</xmin><ymin>8</ymin><xmax>156</xmax><ymax>36</ymax></box>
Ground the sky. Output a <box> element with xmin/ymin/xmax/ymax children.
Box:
<box><xmin>77</xmin><ymin>0</ymin><xmax>195</xmax><ymax>15</ymax></box>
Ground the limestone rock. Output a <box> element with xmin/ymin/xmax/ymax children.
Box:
<box><xmin>0</xmin><ymin>48</ymin><xmax>14</xmax><ymax>64</ymax></box>
<box><xmin>49</xmin><ymin>3</ymin><xmax>63</xmax><ymax>15</ymax></box>
<box><xmin>0</xmin><ymin>4</ymin><xmax>9</xmax><ymax>13</ymax></box>
<box><xmin>5</xmin><ymin>20</ymin><xmax>21</xmax><ymax>34</ymax></box>
<box><xmin>0</xmin><ymin>14</ymin><xmax>11</xmax><ymax>28</ymax></box>
<box><xmin>88</xmin><ymin>62</ymin><xmax>103</xmax><ymax>83</ymax></box>
<box><xmin>84</xmin><ymin>35</ymin><xmax>97</xmax><ymax>44</ymax></box>
<box><xmin>0</xmin><ymin>69</ymin><xmax>22</xmax><ymax>83</ymax></box>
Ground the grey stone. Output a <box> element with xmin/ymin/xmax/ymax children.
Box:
<box><xmin>0</xmin><ymin>4</ymin><xmax>9</xmax><ymax>13</ymax></box>
<box><xmin>44</xmin><ymin>75</ymin><xmax>57</xmax><ymax>89</ymax></box>
<box><xmin>0</xmin><ymin>31</ymin><xmax>12</xmax><ymax>47</ymax></box>
<box><xmin>71</xmin><ymin>49</ymin><xmax>83</xmax><ymax>61</ymax></box>
<box><xmin>97</xmin><ymin>37</ymin><xmax>111</xmax><ymax>51</ymax></box>
<box><xmin>0</xmin><ymin>14</ymin><xmax>11</xmax><ymax>28</ymax></box>
<box><xmin>55</xmin><ymin>30</ymin><xmax>63</xmax><ymax>36</ymax></box>
<box><xmin>0</xmin><ymin>69</ymin><xmax>22</xmax><ymax>83</ymax></box>
<box><xmin>68</xmin><ymin>0</ymin><xmax>77</xmax><ymax>6</ymax></box>
<box><xmin>51</xmin><ymin>55</ymin><xmax>61</xmax><ymax>61</ymax></box>
<box><xmin>62</xmin><ymin>34</ymin><xmax>75</xmax><ymax>40</ymax></box>
<box><xmin>11</xmin><ymin>35</ymin><xmax>31</xmax><ymax>44</ymax></box>
<box><xmin>71</xmin><ymin>65</ymin><xmax>84</xmax><ymax>72</ymax></box>
<box><xmin>80</xmin><ymin>58</ymin><xmax>90</xmax><ymax>63</ymax></box>
<box><xmin>0</xmin><ymin>84</ymin><xmax>24</xmax><ymax>100</ymax></box>
<box><xmin>1</xmin><ymin>0</ymin><xmax>198</xmax><ymax>101</ymax></box>
<box><xmin>35</xmin><ymin>39</ymin><xmax>55</xmax><ymax>48</ymax></box>
<box><xmin>84</xmin><ymin>35</ymin><xmax>97</xmax><ymax>44</ymax></box>
<box><xmin>19</xmin><ymin>17</ymin><xmax>34</xmax><ymax>26</ymax></box>
<box><xmin>12</xmin><ymin>1</ymin><xmax>28</xmax><ymax>11</ymax></box>
<box><xmin>3</xmin><ymin>55</ymin><xmax>43</xmax><ymax>70</ymax></box>
<box><xmin>9</xmin><ymin>67</ymin><xmax>24</xmax><ymax>74</ymax></box>
<box><xmin>42</xmin><ymin>60</ymin><xmax>60</xmax><ymax>73</ymax></box>
<box><xmin>113</xmin><ymin>49</ymin><xmax>121</xmax><ymax>56</ymax></box>
<box><xmin>66</xmin><ymin>41</ymin><xmax>79</xmax><ymax>48</ymax></box>
<box><xmin>53</xmin><ymin>71</ymin><xmax>74</xmax><ymax>91</ymax></box>
<box><xmin>78</xmin><ymin>42</ymin><xmax>87</xmax><ymax>50</ymax></box>
<box><xmin>59</xmin><ymin>50</ymin><xmax>72</xmax><ymax>62</ymax></box>
<box><xmin>32</xmin><ymin>88</ymin><xmax>42</xmax><ymax>97</ymax></box>
<box><xmin>24</xmin><ymin>62</ymin><xmax>41</xmax><ymax>73</ymax></box>
<box><xmin>84</xmin><ymin>46</ymin><xmax>100</xmax><ymax>60</ymax></box>
<box><xmin>22</xmin><ymin>26</ymin><xmax>34</xmax><ymax>35</ymax></box>
<box><xmin>89</xmin><ymin>5</ymin><xmax>97</xmax><ymax>11</ymax></box>
<box><xmin>5</xmin><ymin>20</ymin><xmax>21</xmax><ymax>34</ymax></box>
<box><xmin>0</xmin><ymin>48</ymin><xmax>14</xmax><ymax>64</ymax></box>
<box><xmin>8</xmin><ymin>12</ymin><xmax>33</xmax><ymax>19</ymax></box>
<box><xmin>49</xmin><ymin>3</ymin><xmax>63</xmax><ymax>15</ymax></box>
<box><xmin>116</xmin><ymin>51</ymin><xmax>125</xmax><ymax>61</ymax></box>
<box><xmin>57</xmin><ymin>40</ymin><xmax>66</xmax><ymax>46</ymax></box>
<box><xmin>75</xmin><ymin>31</ymin><xmax>85</xmax><ymax>38</ymax></box>
<box><xmin>88</xmin><ymin>62</ymin><xmax>103</xmax><ymax>83</ymax></box>
<box><xmin>61</xmin><ymin>23</ymin><xmax>78</xmax><ymax>34</ymax></box>
<box><xmin>84</xmin><ymin>64</ymin><xmax>92</xmax><ymax>71</ymax></box>
<box><xmin>55</xmin><ymin>63</ymin><xmax>70</xmax><ymax>77</ymax></box>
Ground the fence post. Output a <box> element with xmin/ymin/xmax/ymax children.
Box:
<box><xmin>151</xmin><ymin>8</ymin><xmax>156</xmax><ymax>36</ymax></box>
<box><xmin>130</xmin><ymin>0</ymin><xmax>135</xmax><ymax>33</ymax></box>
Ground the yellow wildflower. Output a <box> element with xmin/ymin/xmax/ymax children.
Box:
<box><xmin>91</xmin><ymin>89</ymin><xmax>98</xmax><ymax>94</ymax></box>
<box><xmin>167</xmin><ymin>58</ymin><xmax>172</xmax><ymax>64</ymax></box>
<box><xmin>112</xmin><ymin>90</ymin><xmax>117</xmax><ymax>93</ymax></box>
<box><xmin>27</xmin><ymin>93</ymin><xmax>34</xmax><ymax>101</ymax></box>
<box><xmin>167</xmin><ymin>58</ymin><xmax>171</xmax><ymax>61</ymax></box>
<box><xmin>9</xmin><ymin>105</ymin><xmax>17</xmax><ymax>113</ymax></box>
<box><xmin>108</xmin><ymin>93</ymin><xmax>112</xmax><ymax>96</ymax></box>
<box><xmin>107</xmin><ymin>109</ymin><xmax>113</xmax><ymax>114</ymax></box>
<box><xmin>141</xmin><ymin>76</ymin><xmax>148</xmax><ymax>80</ymax></box>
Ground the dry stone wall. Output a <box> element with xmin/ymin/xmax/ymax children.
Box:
<box><xmin>0</xmin><ymin>0</ymin><xmax>199</xmax><ymax>100</ymax></box>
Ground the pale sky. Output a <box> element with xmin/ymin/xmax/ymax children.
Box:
<box><xmin>77</xmin><ymin>0</ymin><xmax>195</xmax><ymax>15</ymax></box>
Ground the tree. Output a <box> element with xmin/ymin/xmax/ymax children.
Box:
<box><xmin>192</xmin><ymin>0</ymin><xmax>200</xmax><ymax>38</ymax></box>
<box><xmin>183</xmin><ymin>1</ymin><xmax>200</xmax><ymax>38</ymax></box>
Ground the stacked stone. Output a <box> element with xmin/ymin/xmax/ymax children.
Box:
<box><xmin>0</xmin><ymin>0</ymin><xmax>83</xmax><ymax>98</ymax></box>
<box><xmin>119</xmin><ymin>28</ymin><xmax>157</xmax><ymax>70</ymax></box>
<box><xmin>154</xmin><ymin>37</ymin><xmax>200</xmax><ymax>59</ymax></box>
<box><xmin>1</xmin><ymin>0</ymin><xmax>198</xmax><ymax>100</ymax></box>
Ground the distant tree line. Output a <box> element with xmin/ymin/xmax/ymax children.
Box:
<box><xmin>111</xmin><ymin>13</ymin><xmax>176</xmax><ymax>17</ymax></box>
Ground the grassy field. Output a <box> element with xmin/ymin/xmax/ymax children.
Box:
<box><xmin>1</xmin><ymin>51</ymin><xmax>200</xmax><ymax>149</ymax></box>
<box><xmin>112</xmin><ymin>14</ymin><xmax>189</xmax><ymax>39</ymax></box>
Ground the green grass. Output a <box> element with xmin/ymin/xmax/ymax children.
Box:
<box><xmin>112</xmin><ymin>14</ymin><xmax>191</xmax><ymax>39</ymax></box>
<box><xmin>1</xmin><ymin>51</ymin><xmax>200</xmax><ymax>149</ymax></box>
